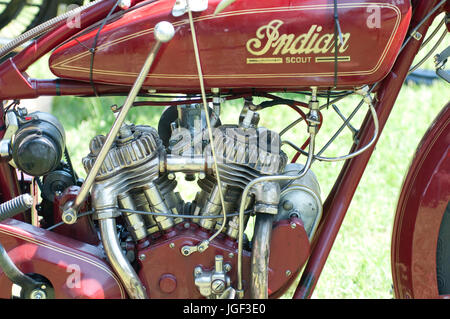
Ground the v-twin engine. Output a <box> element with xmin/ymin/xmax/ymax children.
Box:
<box><xmin>82</xmin><ymin>101</ymin><xmax>322</xmax><ymax>299</ymax></box>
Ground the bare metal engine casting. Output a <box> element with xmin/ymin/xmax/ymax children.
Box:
<box><xmin>80</xmin><ymin>98</ymin><xmax>322</xmax><ymax>299</ymax></box>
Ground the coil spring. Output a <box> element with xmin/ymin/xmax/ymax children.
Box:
<box><xmin>0</xmin><ymin>194</ymin><xmax>33</xmax><ymax>222</ymax></box>
<box><xmin>0</xmin><ymin>0</ymin><xmax>105</xmax><ymax>59</ymax></box>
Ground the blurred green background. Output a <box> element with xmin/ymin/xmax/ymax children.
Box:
<box><xmin>2</xmin><ymin>3</ymin><xmax>449</xmax><ymax>298</ymax></box>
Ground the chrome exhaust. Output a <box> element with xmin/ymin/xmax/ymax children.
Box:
<box><xmin>99</xmin><ymin>218</ymin><xmax>148</xmax><ymax>299</ymax></box>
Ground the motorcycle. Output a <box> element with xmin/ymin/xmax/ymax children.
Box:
<box><xmin>0</xmin><ymin>0</ymin><xmax>448</xmax><ymax>299</ymax></box>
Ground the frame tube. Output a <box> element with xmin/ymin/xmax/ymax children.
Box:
<box><xmin>293</xmin><ymin>0</ymin><xmax>445</xmax><ymax>299</ymax></box>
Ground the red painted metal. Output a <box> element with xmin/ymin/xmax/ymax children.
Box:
<box><xmin>137</xmin><ymin>218</ymin><xmax>310</xmax><ymax>298</ymax></box>
<box><xmin>391</xmin><ymin>104</ymin><xmax>450</xmax><ymax>299</ymax></box>
<box><xmin>33</xmin><ymin>79</ymin><xmax>141</xmax><ymax>98</ymax></box>
<box><xmin>0</xmin><ymin>163</ymin><xmax>20</xmax><ymax>203</ymax></box>
<box><xmin>13</xmin><ymin>0</ymin><xmax>146</xmax><ymax>72</ymax></box>
<box><xmin>446</xmin><ymin>3</ymin><xmax>450</xmax><ymax>32</ymax></box>
<box><xmin>0</xmin><ymin>219</ymin><xmax>125</xmax><ymax>299</ymax></box>
<box><xmin>0</xmin><ymin>0</ymin><xmax>149</xmax><ymax>100</ymax></box>
<box><xmin>52</xmin><ymin>186</ymin><xmax>100</xmax><ymax>246</ymax></box>
<box><xmin>49</xmin><ymin>0</ymin><xmax>411</xmax><ymax>92</ymax></box>
<box><xmin>0</xmin><ymin>0</ymin><xmax>446</xmax><ymax>299</ymax></box>
<box><xmin>0</xmin><ymin>104</ymin><xmax>21</xmax><ymax>216</ymax></box>
<box><xmin>293</xmin><ymin>0</ymin><xmax>445</xmax><ymax>299</ymax></box>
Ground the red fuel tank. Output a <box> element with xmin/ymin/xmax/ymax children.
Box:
<box><xmin>49</xmin><ymin>0</ymin><xmax>412</xmax><ymax>92</ymax></box>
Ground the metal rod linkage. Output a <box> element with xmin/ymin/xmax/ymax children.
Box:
<box><xmin>61</xmin><ymin>21</ymin><xmax>175</xmax><ymax>225</ymax></box>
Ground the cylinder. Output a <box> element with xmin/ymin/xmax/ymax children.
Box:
<box><xmin>142</xmin><ymin>182</ymin><xmax>174</xmax><ymax>231</ymax></box>
<box><xmin>118</xmin><ymin>193</ymin><xmax>147</xmax><ymax>241</ymax></box>
<box><xmin>128</xmin><ymin>190</ymin><xmax>159</xmax><ymax>235</ymax></box>
<box><xmin>198</xmin><ymin>184</ymin><xmax>225</xmax><ymax>231</ymax></box>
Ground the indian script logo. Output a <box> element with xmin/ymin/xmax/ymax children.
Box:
<box><xmin>246</xmin><ymin>20</ymin><xmax>351</xmax><ymax>56</ymax></box>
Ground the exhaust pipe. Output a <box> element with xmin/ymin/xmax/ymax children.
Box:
<box><xmin>99</xmin><ymin>218</ymin><xmax>148</xmax><ymax>299</ymax></box>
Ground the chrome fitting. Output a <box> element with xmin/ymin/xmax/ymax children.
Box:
<box><xmin>61</xmin><ymin>202</ymin><xmax>78</xmax><ymax>225</ymax></box>
<box><xmin>172</xmin><ymin>0</ymin><xmax>209</xmax><ymax>17</ymax></box>
<box><xmin>154</xmin><ymin>21</ymin><xmax>175</xmax><ymax>43</ymax></box>
<box><xmin>93</xmin><ymin>208</ymin><xmax>121</xmax><ymax>220</ymax></box>
<box><xmin>355</xmin><ymin>85</ymin><xmax>374</xmax><ymax>105</ymax></box>
<box><xmin>253</xmin><ymin>181</ymin><xmax>280</xmax><ymax>215</ymax></box>
<box><xmin>181</xmin><ymin>240</ymin><xmax>209</xmax><ymax>257</ymax></box>
<box><xmin>194</xmin><ymin>255</ymin><xmax>231</xmax><ymax>299</ymax></box>
<box><xmin>118</xmin><ymin>0</ymin><xmax>131</xmax><ymax>10</ymax></box>
<box><xmin>0</xmin><ymin>139</ymin><xmax>11</xmax><ymax>158</ymax></box>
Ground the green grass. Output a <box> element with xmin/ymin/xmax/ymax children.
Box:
<box><xmin>309</xmin><ymin>81</ymin><xmax>448</xmax><ymax>299</ymax></box>
<box><xmin>21</xmin><ymin>13</ymin><xmax>450</xmax><ymax>299</ymax></box>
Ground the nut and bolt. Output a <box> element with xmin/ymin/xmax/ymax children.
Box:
<box><xmin>286</xmin><ymin>270</ymin><xmax>292</xmax><ymax>277</ymax></box>
<box><xmin>139</xmin><ymin>254</ymin><xmax>146</xmax><ymax>261</ymax></box>
<box><xmin>211</xmin><ymin>279</ymin><xmax>226</xmax><ymax>293</ymax></box>
<box><xmin>194</xmin><ymin>266</ymin><xmax>203</xmax><ymax>276</ymax></box>
<box><xmin>224</xmin><ymin>263</ymin><xmax>232</xmax><ymax>272</ymax></box>
<box><xmin>411</xmin><ymin>31</ymin><xmax>422</xmax><ymax>40</ymax></box>
<box><xmin>62</xmin><ymin>208</ymin><xmax>77</xmax><ymax>225</ymax></box>
<box><xmin>30</xmin><ymin>289</ymin><xmax>47</xmax><ymax>299</ymax></box>
<box><xmin>169</xmin><ymin>243</ymin><xmax>175</xmax><ymax>249</ymax></box>
<box><xmin>197</xmin><ymin>240</ymin><xmax>209</xmax><ymax>253</ymax></box>
<box><xmin>182</xmin><ymin>247</ymin><xmax>191</xmax><ymax>256</ymax></box>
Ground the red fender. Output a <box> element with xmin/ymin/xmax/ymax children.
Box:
<box><xmin>391</xmin><ymin>103</ymin><xmax>450</xmax><ymax>299</ymax></box>
<box><xmin>0</xmin><ymin>219</ymin><xmax>125</xmax><ymax>299</ymax></box>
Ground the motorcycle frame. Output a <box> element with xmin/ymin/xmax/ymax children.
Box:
<box><xmin>0</xmin><ymin>0</ymin><xmax>448</xmax><ymax>299</ymax></box>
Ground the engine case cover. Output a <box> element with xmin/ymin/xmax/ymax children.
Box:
<box><xmin>49</xmin><ymin>0</ymin><xmax>412</xmax><ymax>92</ymax></box>
<box><xmin>137</xmin><ymin>218</ymin><xmax>310</xmax><ymax>298</ymax></box>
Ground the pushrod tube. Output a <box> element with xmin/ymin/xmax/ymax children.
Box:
<box><xmin>292</xmin><ymin>0</ymin><xmax>445</xmax><ymax>299</ymax></box>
